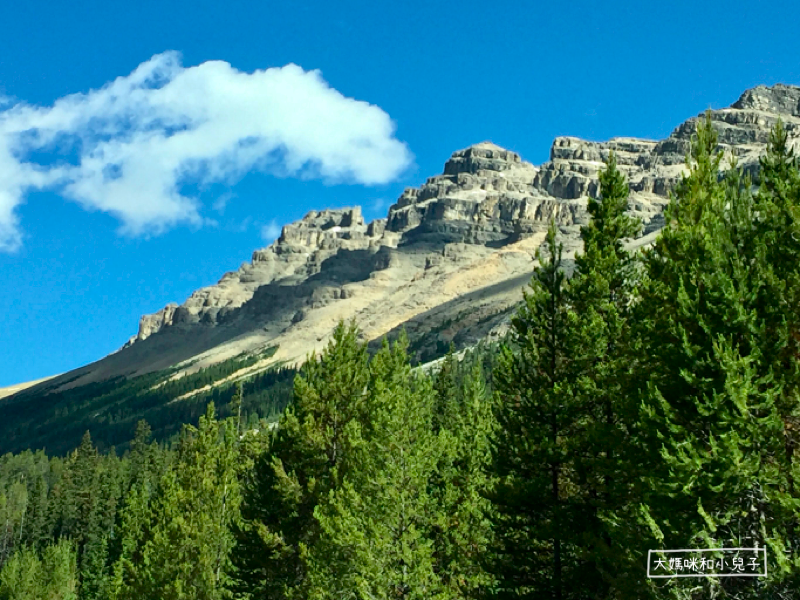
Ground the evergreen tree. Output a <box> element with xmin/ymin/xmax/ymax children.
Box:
<box><xmin>305</xmin><ymin>332</ymin><xmax>444</xmax><ymax>600</ymax></box>
<box><xmin>0</xmin><ymin>539</ymin><xmax>78</xmax><ymax>600</ymax></box>
<box><xmin>432</xmin><ymin>360</ymin><xmax>497</xmax><ymax>599</ymax></box>
<box><xmin>633</xmin><ymin>112</ymin><xmax>791</xmax><ymax>598</ymax></box>
<box><xmin>432</xmin><ymin>344</ymin><xmax>459</xmax><ymax>434</ymax></box>
<box><xmin>121</xmin><ymin>404</ymin><xmax>241</xmax><ymax>600</ymax></box>
<box><xmin>108</xmin><ymin>421</ymin><xmax>163</xmax><ymax>600</ymax></box>
<box><xmin>564</xmin><ymin>151</ymin><xmax>650</xmax><ymax>598</ymax></box>
<box><xmin>488</xmin><ymin>220</ymin><xmax>595</xmax><ymax>599</ymax></box>
<box><xmin>23</xmin><ymin>465</ymin><xmax>50</xmax><ymax>553</ymax></box>
<box><xmin>231</xmin><ymin>320</ymin><xmax>370</xmax><ymax>599</ymax></box>
<box><xmin>45</xmin><ymin>432</ymin><xmax>115</xmax><ymax>599</ymax></box>
<box><xmin>746</xmin><ymin>118</ymin><xmax>800</xmax><ymax>594</ymax></box>
<box><xmin>0</xmin><ymin>478</ymin><xmax>28</xmax><ymax>566</ymax></box>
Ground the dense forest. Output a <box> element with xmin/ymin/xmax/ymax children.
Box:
<box><xmin>1</xmin><ymin>113</ymin><xmax>800</xmax><ymax>599</ymax></box>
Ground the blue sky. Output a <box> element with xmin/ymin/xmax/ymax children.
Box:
<box><xmin>1</xmin><ymin>0</ymin><xmax>799</xmax><ymax>386</ymax></box>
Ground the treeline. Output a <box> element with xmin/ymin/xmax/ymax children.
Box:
<box><xmin>2</xmin><ymin>114</ymin><xmax>800</xmax><ymax>599</ymax></box>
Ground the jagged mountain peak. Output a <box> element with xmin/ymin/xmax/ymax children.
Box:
<box><xmin>276</xmin><ymin>206</ymin><xmax>366</xmax><ymax>246</ymax></box>
<box><xmin>444</xmin><ymin>141</ymin><xmax>524</xmax><ymax>176</ymax></box>
<box><xmin>732</xmin><ymin>83</ymin><xmax>800</xmax><ymax>116</ymax></box>
<box><xmin>119</xmin><ymin>83</ymin><xmax>800</xmax><ymax>366</ymax></box>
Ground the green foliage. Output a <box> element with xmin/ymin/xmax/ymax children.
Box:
<box><xmin>107</xmin><ymin>421</ymin><xmax>165</xmax><ymax>599</ymax></box>
<box><xmin>306</xmin><ymin>333</ymin><xmax>444</xmax><ymax>599</ymax></box>
<box><xmin>632</xmin><ymin>112</ymin><xmax>800</xmax><ymax>598</ymax></box>
<box><xmin>116</xmin><ymin>403</ymin><xmax>242</xmax><ymax>600</ymax></box>
<box><xmin>0</xmin><ymin>539</ymin><xmax>78</xmax><ymax>600</ymax></box>
<box><xmin>564</xmin><ymin>150</ymin><xmax>651</xmax><ymax>598</ymax></box>
<box><xmin>232</xmin><ymin>320</ymin><xmax>371</xmax><ymax>599</ymax></box>
<box><xmin>235</xmin><ymin>322</ymin><xmax>499</xmax><ymax>600</ymax></box>
<box><xmin>489</xmin><ymin>220</ymin><xmax>597</xmax><ymax>599</ymax></box>
<box><xmin>486</xmin><ymin>147</ymin><xmax>643</xmax><ymax>599</ymax></box>
<box><xmin>431</xmin><ymin>360</ymin><xmax>498</xmax><ymax>598</ymax></box>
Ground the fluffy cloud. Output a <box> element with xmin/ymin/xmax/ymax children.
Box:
<box><xmin>0</xmin><ymin>52</ymin><xmax>412</xmax><ymax>251</ymax></box>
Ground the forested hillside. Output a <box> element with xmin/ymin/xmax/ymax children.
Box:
<box><xmin>1</xmin><ymin>114</ymin><xmax>800</xmax><ymax>599</ymax></box>
<box><xmin>0</xmin><ymin>346</ymin><xmax>294</xmax><ymax>455</ymax></box>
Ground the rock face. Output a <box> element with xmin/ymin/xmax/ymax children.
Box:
<box><xmin>124</xmin><ymin>207</ymin><xmax>377</xmax><ymax>346</ymax></box>
<box><xmin>50</xmin><ymin>84</ymin><xmax>800</xmax><ymax>389</ymax></box>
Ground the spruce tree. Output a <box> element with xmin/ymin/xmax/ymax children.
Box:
<box><xmin>564</xmin><ymin>150</ymin><xmax>650</xmax><ymax>598</ymax></box>
<box><xmin>747</xmin><ymin>118</ymin><xmax>800</xmax><ymax>594</ymax></box>
<box><xmin>305</xmin><ymin>332</ymin><xmax>444</xmax><ymax>600</ymax></box>
<box><xmin>432</xmin><ymin>344</ymin><xmax>459</xmax><ymax>435</ymax></box>
<box><xmin>0</xmin><ymin>539</ymin><xmax>78</xmax><ymax>600</ymax></box>
<box><xmin>432</xmin><ymin>360</ymin><xmax>497</xmax><ymax>599</ymax></box>
<box><xmin>121</xmin><ymin>404</ymin><xmax>241</xmax><ymax>600</ymax></box>
<box><xmin>108</xmin><ymin>421</ymin><xmax>162</xmax><ymax>600</ymax></box>
<box><xmin>230</xmin><ymin>319</ymin><xmax>371</xmax><ymax>599</ymax></box>
<box><xmin>488</xmin><ymin>220</ymin><xmax>594</xmax><ymax>599</ymax></box>
<box><xmin>633</xmin><ymin>112</ymin><xmax>790</xmax><ymax>599</ymax></box>
<box><xmin>46</xmin><ymin>432</ymin><xmax>112</xmax><ymax>600</ymax></box>
<box><xmin>24</xmin><ymin>465</ymin><xmax>50</xmax><ymax>552</ymax></box>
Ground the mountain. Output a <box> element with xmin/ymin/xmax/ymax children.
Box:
<box><xmin>3</xmin><ymin>83</ymin><xmax>800</xmax><ymax>454</ymax></box>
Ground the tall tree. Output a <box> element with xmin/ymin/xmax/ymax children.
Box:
<box><xmin>432</xmin><ymin>360</ymin><xmax>497</xmax><ymax>599</ymax></box>
<box><xmin>47</xmin><ymin>432</ymin><xmax>116</xmax><ymax>600</ymax></box>
<box><xmin>747</xmin><ymin>118</ymin><xmax>800</xmax><ymax>593</ymax></box>
<box><xmin>23</xmin><ymin>464</ymin><xmax>50</xmax><ymax>553</ymax></box>
<box><xmin>231</xmin><ymin>320</ymin><xmax>371</xmax><ymax>599</ymax></box>
<box><xmin>120</xmin><ymin>404</ymin><xmax>241</xmax><ymax>600</ymax></box>
<box><xmin>0</xmin><ymin>479</ymin><xmax>28</xmax><ymax>566</ymax></box>
<box><xmin>488</xmin><ymin>220</ymin><xmax>594</xmax><ymax>599</ymax></box>
<box><xmin>0</xmin><ymin>539</ymin><xmax>78</xmax><ymax>600</ymax></box>
<box><xmin>565</xmin><ymin>151</ymin><xmax>649</xmax><ymax>598</ymax></box>
<box><xmin>633</xmin><ymin>112</ymin><xmax>793</xmax><ymax>598</ymax></box>
<box><xmin>305</xmin><ymin>332</ymin><xmax>445</xmax><ymax>600</ymax></box>
<box><xmin>432</xmin><ymin>345</ymin><xmax>459</xmax><ymax>435</ymax></box>
<box><xmin>108</xmin><ymin>421</ymin><xmax>164</xmax><ymax>600</ymax></box>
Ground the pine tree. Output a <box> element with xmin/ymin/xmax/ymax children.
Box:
<box><xmin>45</xmin><ymin>431</ymin><xmax>112</xmax><ymax>600</ymax></box>
<box><xmin>0</xmin><ymin>539</ymin><xmax>78</xmax><ymax>600</ymax></box>
<box><xmin>230</xmin><ymin>319</ymin><xmax>371</xmax><ymax>599</ymax></box>
<box><xmin>747</xmin><ymin>118</ymin><xmax>800</xmax><ymax>594</ymax></box>
<box><xmin>108</xmin><ymin>421</ymin><xmax>163</xmax><ymax>600</ymax></box>
<box><xmin>488</xmin><ymin>220</ymin><xmax>596</xmax><ymax>599</ymax></box>
<box><xmin>432</xmin><ymin>344</ymin><xmax>459</xmax><ymax>435</ymax></box>
<box><xmin>563</xmin><ymin>150</ymin><xmax>651</xmax><ymax>598</ymax></box>
<box><xmin>432</xmin><ymin>360</ymin><xmax>497</xmax><ymax>599</ymax></box>
<box><xmin>6</xmin><ymin>451</ymin><xmax>55</xmax><ymax>555</ymax></box>
<box><xmin>122</xmin><ymin>404</ymin><xmax>241</xmax><ymax>600</ymax></box>
<box><xmin>633</xmin><ymin>112</ymin><xmax>790</xmax><ymax>598</ymax></box>
<box><xmin>108</xmin><ymin>482</ymin><xmax>151</xmax><ymax>600</ymax></box>
<box><xmin>24</xmin><ymin>464</ymin><xmax>50</xmax><ymax>552</ymax></box>
<box><xmin>305</xmin><ymin>332</ymin><xmax>444</xmax><ymax>600</ymax></box>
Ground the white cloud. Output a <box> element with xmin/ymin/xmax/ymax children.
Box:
<box><xmin>0</xmin><ymin>51</ymin><xmax>413</xmax><ymax>251</ymax></box>
<box><xmin>261</xmin><ymin>219</ymin><xmax>281</xmax><ymax>242</ymax></box>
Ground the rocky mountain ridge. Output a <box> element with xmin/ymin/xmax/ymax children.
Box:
<box><xmin>27</xmin><ymin>84</ymin><xmax>800</xmax><ymax>393</ymax></box>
